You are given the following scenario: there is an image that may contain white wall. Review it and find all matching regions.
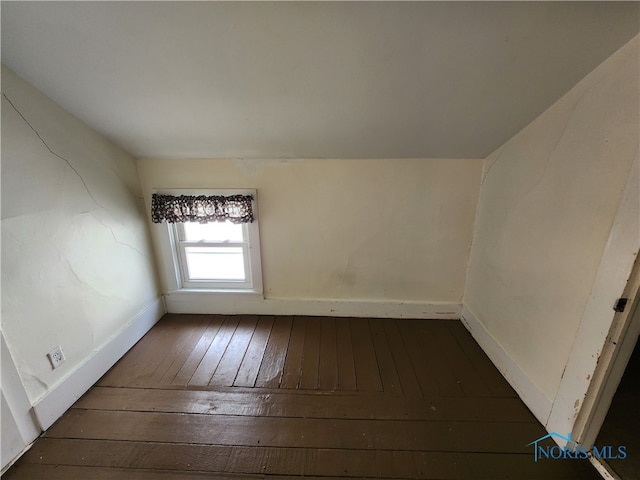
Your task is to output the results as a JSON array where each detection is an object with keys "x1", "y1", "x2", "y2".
[
  {"x1": 138, "y1": 157, "x2": 483, "y2": 315},
  {"x1": 1, "y1": 66, "x2": 162, "y2": 415},
  {"x1": 464, "y1": 36, "x2": 639, "y2": 423}
]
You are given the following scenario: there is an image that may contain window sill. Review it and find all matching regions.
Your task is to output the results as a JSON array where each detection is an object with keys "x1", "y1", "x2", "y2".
[{"x1": 166, "y1": 288, "x2": 264, "y2": 297}]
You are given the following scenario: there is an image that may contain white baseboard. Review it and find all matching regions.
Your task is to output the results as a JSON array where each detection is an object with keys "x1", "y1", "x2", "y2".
[
  {"x1": 1, "y1": 333, "x2": 41, "y2": 472},
  {"x1": 460, "y1": 305, "x2": 553, "y2": 425},
  {"x1": 165, "y1": 292, "x2": 461, "y2": 319},
  {"x1": 33, "y1": 298, "x2": 165, "y2": 430},
  {"x1": 589, "y1": 458, "x2": 621, "y2": 480}
]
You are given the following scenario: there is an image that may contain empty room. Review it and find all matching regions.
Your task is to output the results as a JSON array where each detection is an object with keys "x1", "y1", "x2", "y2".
[{"x1": 1, "y1": 2, "x2": 639, "y2": 479}]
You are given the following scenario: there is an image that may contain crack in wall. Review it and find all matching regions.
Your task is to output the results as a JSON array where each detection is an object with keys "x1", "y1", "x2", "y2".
[
  {"x1": 3, "y1": 91, "x2": 151, "y2": 259},
  {"x1": 2, "y1": 92, "x2": 143, "y2": 204},
  {"x1": 481, "y1": 145, "x2": 506, "y2": 185},
  {"x1": 2, "y1": 92, "x2": 108, "y2": 209},
  {"x1": 93, "y1": 216, "x2": 148, "y2": 258},
  {"x1": 64, "y1": 257, "x2": 114, "y2": 299},
  {"x1": 59, "y1": 162, "x2": 96, "y2": 215}
]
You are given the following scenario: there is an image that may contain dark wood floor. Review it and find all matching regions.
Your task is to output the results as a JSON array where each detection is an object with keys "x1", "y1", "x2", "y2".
[{"x1": 5, "y1": 314, "x2": 600, "y2": 479}]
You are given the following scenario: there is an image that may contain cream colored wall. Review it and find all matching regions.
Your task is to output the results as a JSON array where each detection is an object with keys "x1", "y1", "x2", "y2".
[
  {"x1": 464, "y1": 36, "x2": 639, "y2": 403},
  {"x1": 138, "y1": 157, "x2": 482, "y2": 304},
  {"x1": 1, "y1": 66, "x2": 161, "y2": 403}
]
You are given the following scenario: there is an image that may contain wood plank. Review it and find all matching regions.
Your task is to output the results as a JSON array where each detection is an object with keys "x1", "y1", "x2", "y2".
[
  {"x1": 335, "y1": 318, "x2": 357, "y2": 390},
  {"x1": 6, "y1": 314, "x2": 604, "y2": 480},
  {"x1": 383, "y1": 319, "x2": 423, "y2": 398},
  {"x1": 4, "y1": 460, "x2": 603, "y2": 480},
  {"x1": 300, "y1": 317, "x2": 321, "y2": 390},
  {"x1": 310, "y1": 447, "x2": 603, "y2": 479},
  {"x1": 224, "y1": 444, "x2": 307, "y2": 476},
  {"x1": 152, "y1": 316, "x2": 213, "y2": 385},
  {"x1": 209, "y1": 315, "x2": 259, "y2": 386},
  {"x1": 14, "y1": 438, "x2": 604, "y2": 479},
  {"x1": 255, "y1": 316, "x2": 293, "y2": 388},
  {"x1": 98, "y1": 314, "x2": 183, "y2": 387},
  {"x1": 46, "y1": 409, "x2": 548, "y2": 453},
  {"x1": 370, "y1": 319, "x2": 403, "y2": 395},
  {"x1": 129, "y1": 315, "x2": 207, "y2": 387},
  {"x1": 280, "y1": 316, "x2": 307, "y2": 389},
  {"x1": 171, "y1": 316, "x2": 224, "y2": 385},
  {"x1": 76, "y1": 386, "x2": 538, "y2": 422},
  {"x1": 2, "y1": 464, "x2": 268, "y2": 480},
  {"x1": 188, "y1": 316, "x2": 239, "y2": 385},
  {"x1": 427, "y1": 322, "x2": 492, "y2": 397},
  {"x1": 448, "y1": 322, "x2": 517, "y2": 397},
  {"x1": 414, "y1": 322, "x2": 465, "y2": 396},
  {"x1": 350, "y1": 318, "x2": 383, "y2": 391},
  {"x1": 234, "y1": 316, "x2": 274, "y2": 387},
  {"x1": 318, "y1": 317, "x2": 338, "y2": 390},
  {"x1": 398, "y1": 320, "x2": 444, "y2": 396}
]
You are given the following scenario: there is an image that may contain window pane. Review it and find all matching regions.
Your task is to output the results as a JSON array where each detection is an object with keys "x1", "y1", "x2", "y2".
[
  {"x1": 185, "y1": 247, "x2": 245, "y2": 281},
  {"x1": 183, "y1": 221, "x2": 244, "y2": 242}
]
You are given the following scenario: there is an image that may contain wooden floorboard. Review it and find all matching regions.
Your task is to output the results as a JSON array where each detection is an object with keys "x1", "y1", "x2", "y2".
[
  {"x1": 255, "y1": 315, "x2": 292, "y2": 388},
  {"x1": 428, "y1": 322, "x2": 492, "y2": 397},
  {"x1": 318, "y1": 317, "x2": 338, "y2": 390},
  {"x1": 172, "y1": 315, "x2": 224, "y2": 385},
  {"x1": 44, "y1": 409, "x2": 548, "y2": 453},
  {"x1": 189, "y1": 315, "x2": 238, "y2": 385},
  {"x1": 74, "y1": 387, "x2": 537, "y2": 422},
  {"x1": 153, "y1": 315, "x2": 212, "y2": 385},
  {"x1": 448, "y1": 322, "x2": 517, "y2": 398},
  {"x1": 336, "y1": 317, "x2": 357, "y2": 390},
  {"x1": 280, "y1": 316, "x2": 307, "y2": 389},
  {"x1": 300, "y1": 316, "x2": 322, "y2": 390},
  {"x1": 10, "y1": 438, "x2": 602, "y2": 479},
  {"x1": 370, "y1": 318, "x2": 403, "y2": 396},
  {"x1": 209, "y1": 315, "x2": 258, "y2": 387},
  {"x1": 234, "y1": 315, "x2": 274, "y2": 387},
  {"x1": 351, "y1": 318, "x2": 383, "y2": 391},
  {"x1": 5, "y1": 314, "x2": 601, "y2": 479},
  {"x1": 398, "y1": 319, "x2": 440, "y2": 396},
  {"x1": 384, "y1": 319, "x2": 423, "y2": 398}
]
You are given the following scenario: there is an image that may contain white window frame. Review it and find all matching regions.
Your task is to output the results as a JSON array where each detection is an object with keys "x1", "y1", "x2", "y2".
[
  {"x1": 152, "y1": 188, "x2": 263, "y2": 295},
  {"x1": 174, "y1": 222, "x2": 251, "y2": 289}
]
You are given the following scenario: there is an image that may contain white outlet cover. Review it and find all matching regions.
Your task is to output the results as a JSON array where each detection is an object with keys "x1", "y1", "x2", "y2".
[{"x1": 47, "y1": 345, "x2": 65, "y2": 369}]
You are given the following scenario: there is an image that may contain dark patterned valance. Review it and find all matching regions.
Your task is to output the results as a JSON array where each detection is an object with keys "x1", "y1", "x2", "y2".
[{"x1": 151, "y1": 194, "x2": 254, "y2": 224}]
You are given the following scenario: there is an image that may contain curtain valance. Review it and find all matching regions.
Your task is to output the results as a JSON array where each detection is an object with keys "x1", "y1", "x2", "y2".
[{"x1": 151, "y1": 194, "x2": 254, "y2": 224}]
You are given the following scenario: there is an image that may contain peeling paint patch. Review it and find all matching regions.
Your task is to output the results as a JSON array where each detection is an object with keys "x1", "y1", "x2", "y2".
[{"x1": 572, "y1": 398, "x2": 582, "y2": 419}]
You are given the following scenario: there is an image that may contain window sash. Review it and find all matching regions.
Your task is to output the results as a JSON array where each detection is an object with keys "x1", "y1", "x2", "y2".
[
  {"x1": 172, "y1": 224, "x2": 253, "y2": 289},
  {"x1": 175, "y1": 222, "x2": 248, "y2": 244}
]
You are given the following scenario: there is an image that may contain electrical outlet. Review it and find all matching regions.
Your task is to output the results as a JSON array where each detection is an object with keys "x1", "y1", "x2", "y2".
[{"x1": 47, "y1": 346, "x2": 65, "y2": 369}]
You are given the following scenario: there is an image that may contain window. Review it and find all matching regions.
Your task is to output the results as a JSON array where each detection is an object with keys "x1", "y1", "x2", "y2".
[
  {"x1": 175, "y1": 221, "x2": 250, "y2": 288},
  {"x1": 152, "y1": 189, "x2": 263, "y2": 294}
]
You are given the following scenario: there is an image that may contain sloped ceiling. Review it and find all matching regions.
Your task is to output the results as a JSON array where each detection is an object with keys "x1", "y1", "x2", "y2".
[{"x1": 2, "y1": 1, "x2": 638, "y2": 159}]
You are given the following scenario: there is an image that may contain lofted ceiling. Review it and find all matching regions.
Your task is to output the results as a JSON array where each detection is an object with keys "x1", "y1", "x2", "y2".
[{"x1": 2, "y1": 1, "x2": 639, "y2": 160}]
